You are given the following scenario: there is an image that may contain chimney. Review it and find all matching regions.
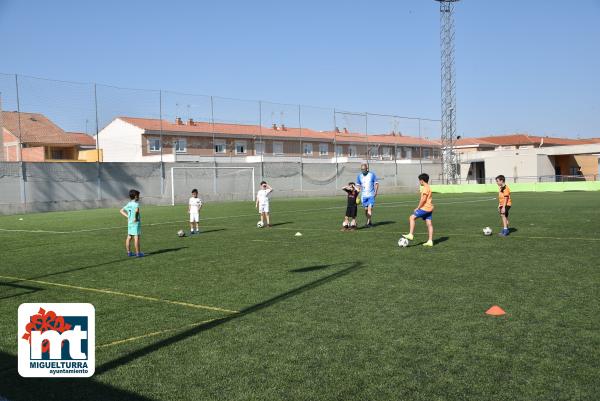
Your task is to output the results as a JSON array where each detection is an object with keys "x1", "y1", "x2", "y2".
[
  {"x1": 175, "y1": 117, "x2": 183, "y2": 125},
  {"x1": 343, "y1": 128, "x2": 349, "y2": 134},
  {"x1": 281, "y1": 124, "x2": 287, "y2": 131},
  {"x1": 335, "y1": 127, "x2": 340, "y2": 133},
  {"x1": 272, "y1": 123, "x2": 278, "y2": 130},
  {"x1": 188, "y1": 118, "x2": 195, "y2": 126}
]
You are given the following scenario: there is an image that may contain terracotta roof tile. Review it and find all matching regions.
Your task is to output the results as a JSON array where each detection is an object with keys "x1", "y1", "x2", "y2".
[
  {"x1": 119, "y1": 117, "x2": 440, "y2": 147},
  {"x1": 1, "y1": 111, "x2": 95, "y2": 146}
]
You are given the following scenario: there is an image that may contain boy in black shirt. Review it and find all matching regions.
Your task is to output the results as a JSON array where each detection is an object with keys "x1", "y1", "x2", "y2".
[{"x1": 341, "y1": 182, "x2": 359, "y2": 231}]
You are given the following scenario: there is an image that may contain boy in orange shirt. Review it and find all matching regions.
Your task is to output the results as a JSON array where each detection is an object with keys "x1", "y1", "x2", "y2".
[
  {"x1": 402, "y1": 173, "x2": 434, "y2": 247},
  {"x1": 496, "y1": 175, "x2": 512, "y2": 236}
]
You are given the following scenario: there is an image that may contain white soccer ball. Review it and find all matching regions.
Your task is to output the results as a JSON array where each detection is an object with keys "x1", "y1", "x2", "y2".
[
  {"x1": 177, "y1": 229, "x2": 185, "y2": 237},
  {"x1": 398, "y1": 237, "x2": 409, "y2": 248},
  {"x1": 483, "y1": 227, "x2": 492, "y2": 236},
  {"x1": 257, "y1": 221, "x2": 264, "y2": 228}
]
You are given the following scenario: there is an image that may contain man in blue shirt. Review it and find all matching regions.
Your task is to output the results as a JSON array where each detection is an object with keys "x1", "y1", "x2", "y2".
[{"x1": 356, "y1": 163, "x2": 379, "y2": 228}]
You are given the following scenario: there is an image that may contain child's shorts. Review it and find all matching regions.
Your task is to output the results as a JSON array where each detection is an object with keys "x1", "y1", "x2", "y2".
[
  {"x1": 346, "y1": 205, "x2": 358, "y2": 218},
  {"x1": 190, "y1": 212, "x2": 200, "y2": 223},
  {"x1": 499, "y1": 205, "x2": 511, "y2": 217},
  {"x1": 128, "y1": 223, "x2": 141, "y2": 236},
  {"x1": 413, "y1": 209, "x2": 433, "y2": 221},
  {"x1": 259, "y1": 203, "x2": 270, "y2": 213}
]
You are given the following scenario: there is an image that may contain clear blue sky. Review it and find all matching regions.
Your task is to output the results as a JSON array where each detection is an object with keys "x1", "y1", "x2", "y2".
[{"x1": 0, "y1": 0, "x2": 599, "y2": 138}]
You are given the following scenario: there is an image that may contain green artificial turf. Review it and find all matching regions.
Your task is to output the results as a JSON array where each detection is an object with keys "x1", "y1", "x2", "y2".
[{"x1": 0, "y1": 192, "x2": 599, "y2": 401}]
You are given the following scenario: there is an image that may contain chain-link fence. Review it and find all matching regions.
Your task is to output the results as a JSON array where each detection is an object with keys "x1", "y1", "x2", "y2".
[{"x1": 0, "y1": 72, "x2": 447, "y2": 213}]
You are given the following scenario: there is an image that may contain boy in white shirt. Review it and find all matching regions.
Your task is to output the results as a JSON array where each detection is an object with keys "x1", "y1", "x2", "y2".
[
  {"x1": 188, "y1": 189, "x2": 203, "y2": 234},
  {"x1": 255, "y1": 181, "x2": 273, "y2": 227}
]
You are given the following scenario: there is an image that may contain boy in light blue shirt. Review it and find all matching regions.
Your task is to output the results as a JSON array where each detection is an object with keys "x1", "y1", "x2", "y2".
[{"x1": 119, "y1": 189, "x2": 144, "y2": 257}]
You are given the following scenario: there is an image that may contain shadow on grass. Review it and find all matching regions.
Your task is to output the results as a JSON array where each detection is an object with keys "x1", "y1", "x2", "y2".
[
  {"x1": 0, "y1": 281, "x2": 42, "y2": 301},
  {"x1": 509, "y1": 227, "x2": 518, "y2": 233},
  {"x1": 3, "y1": 258, "x2": 134, "y2": 285},
  {"x1": 0, "y1": 351, "x2": 155, "y2": 401},
  {"x1": 269, "y1": 222, "x2": 293, "y2": 227},
  {"x1": 357, "y1": 220, "x2": 395, "y2": 230},
  {"x1": 3, "y1": 247, "x2": 188, "y2": 286},
  {"x1": 145, "y1": 247, "x2": 187, "y2": 256},
  {"x1": 434, "y1": 236, "x2": 449, "y2": 245},
  {"x1": 198, "y1": 228, "x2": 227, "y2": 234},
  {"x1": 290, "y1": 264, "x2": 331, "y2": 273},
  {"x1": 371, "y1": 220, "x2": 395, "y2": 227},
  {"x1": 96, "y1": 261, "x2": 363, "y2": 375}
]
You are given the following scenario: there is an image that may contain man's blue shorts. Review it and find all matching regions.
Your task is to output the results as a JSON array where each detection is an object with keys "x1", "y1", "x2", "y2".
[
  {"x1": 361, "y1": 196, "x2": 375, "y2": 208},
  {"x1": 413, "y1": 209, "x2": 433, "y2": 220}
]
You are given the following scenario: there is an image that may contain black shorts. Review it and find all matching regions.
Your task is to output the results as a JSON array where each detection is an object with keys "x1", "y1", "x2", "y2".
[
  {"x1": 346, "y1": 205, "x2": 358, "y2": 218},
  {"x1": 499, "y1": 205, "x2": 511, "y2": 217}
]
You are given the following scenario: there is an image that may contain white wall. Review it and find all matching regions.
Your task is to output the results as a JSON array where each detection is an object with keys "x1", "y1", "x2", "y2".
[{"x1": 98, "y1": 118, "x2": 144, "y2": 162}]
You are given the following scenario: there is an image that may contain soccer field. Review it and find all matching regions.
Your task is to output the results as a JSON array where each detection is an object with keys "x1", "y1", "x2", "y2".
[{"x1": 1, "y1": 192, "x2": 599, "y2": 401}]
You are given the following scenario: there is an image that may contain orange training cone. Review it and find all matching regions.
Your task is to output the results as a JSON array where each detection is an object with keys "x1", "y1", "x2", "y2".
[{"x1": 485, "y1": 305, "x2": 506, "y2": 316}]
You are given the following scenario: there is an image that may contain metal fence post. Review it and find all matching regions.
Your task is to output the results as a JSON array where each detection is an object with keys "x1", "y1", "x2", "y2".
[
  {"x1": 298, "y1": 104, "x2": 303, "y2": 192},
  {"x1": 94, "y1": 83, "x2": 102, "y2": 201},
  {"x1": 15, "y1": 74, "x2": 27, "y2": 206},
  {"x1": 159, "y1": 90, "x2": 165, "y2": 196}
]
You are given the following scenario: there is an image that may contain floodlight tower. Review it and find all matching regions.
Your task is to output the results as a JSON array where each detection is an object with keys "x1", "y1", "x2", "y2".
[{"x1": 435, "y1": 0, "x2": 460, "y2": 184}]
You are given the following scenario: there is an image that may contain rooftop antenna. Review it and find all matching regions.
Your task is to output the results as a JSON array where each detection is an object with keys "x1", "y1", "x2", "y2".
[{"x1": 435, "y1": 0, "x2": 460, "y2": 183}]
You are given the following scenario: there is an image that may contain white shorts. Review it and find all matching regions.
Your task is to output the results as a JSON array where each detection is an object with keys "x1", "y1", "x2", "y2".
[
  {"x1": 258, "y1": 203, "x2": 270, "y2": 213},
  {"x1": 189, "y1": 212, "x2": 200, "y2": 223}
]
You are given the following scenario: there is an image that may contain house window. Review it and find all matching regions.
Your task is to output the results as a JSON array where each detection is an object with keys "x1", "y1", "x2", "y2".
[
  {"x1": 303, "y1": 143, "x2": 313, "y2": 156},
  {"x1": 50, "y1": 148, "x2": 67, "y2": 160},
  {"x1": 404, "y1": 147, "x2": 412, "y2": 159},
  {"x1": 149, "y1": 138, "x2": 161, "y2": 152},
  {"x1": 235, "y1": 141, "x2": 247, "y2": 155},
  {"x1": 382, "y1": 147, "x2": 391, "y2": 159},
  {"x1": 335, "y1": 145, "x2": 343, "y2": 157},
  {"x1": 255, "y1": 142, "x2": 264, "y2": 155},
  {"x1": 368, "y1": 146, "x2": 379, "y2": 158},
  {"x1": 214, "y1": 140, "x2": 226, "y2": 154},
  {"x1": 319, "y1": 143, "x2": 328, "y2": 156},
  {"x1": 273, "y1": 141, "x2": 284, "y2": 155},
  {"x1": 423, "y1": 148, "x2": 431, "y2": 159},
  {"x1": 348, "y1": 146, "x2": 358, "y2": 158},
  {"x1": 175, "y1": 139, "x2": 187, "y2": 153}
]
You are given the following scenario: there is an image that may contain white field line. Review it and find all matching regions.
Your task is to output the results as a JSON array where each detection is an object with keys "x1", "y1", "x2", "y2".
[{"x1": 0, "y1": 197, "x2": 496, "y2": 235}]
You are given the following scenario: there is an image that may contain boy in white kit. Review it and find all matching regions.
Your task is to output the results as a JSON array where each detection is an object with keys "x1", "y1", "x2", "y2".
[
  {"x1": 188, "y1": 189, "x2": 203, "y2": 234},
  {"x1": 255, "y1": 181, "x2": 273, "y2": 227}
]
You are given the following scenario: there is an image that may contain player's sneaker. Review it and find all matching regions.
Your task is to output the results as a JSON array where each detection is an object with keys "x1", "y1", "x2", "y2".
[
  {"x1": 127, "y1": 252, "x2": 135, "y2": 257},
  {"x1": 402, "y1": 234, "x2": 414, "y2": 241},
  {"x1": 136, "y1": 252, "x2": 145, "y2": 257},
  {"x1": 498, "y1": 228, "x2": 509, "y2": 237},
  {"x1": 422, "y1": 240, "x2": 433, "y2": 247}
]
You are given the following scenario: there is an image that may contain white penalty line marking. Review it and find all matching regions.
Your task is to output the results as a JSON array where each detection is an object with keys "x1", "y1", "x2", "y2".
[
  {"x1": 0, "y1": 197, "x2": 496, "y2": 235},
  {"x1": 0, "y1": 274, "x2": 239, "y2": 314},
  {"x1": 269, "y1": 227, "x2": 600, "y2": 242}
]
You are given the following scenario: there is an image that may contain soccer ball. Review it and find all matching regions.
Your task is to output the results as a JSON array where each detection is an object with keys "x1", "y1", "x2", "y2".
[
  {"x1": 483, "y1": 227, "x2": 492, "y2": 236},
  {"x1": 257, "y1": 221, "x2": 264, "y2": 228},
  {"x1": 177, "y1": 229, "x2": 186, "y2": 237},
  {"x1": 398, "y1": 237, "x2": 409, "y2": 247}
]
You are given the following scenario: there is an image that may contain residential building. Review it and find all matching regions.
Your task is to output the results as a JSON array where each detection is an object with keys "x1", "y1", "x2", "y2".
[
  {"x1": 98, "y1": 117, "x2": 441, "y2": 163},
  {"x1": 1, "y1": 111, "x2": 98, "y2": 162},
  {"x1": 453, "y1": 134, "x2": 600, "y2": 182}
]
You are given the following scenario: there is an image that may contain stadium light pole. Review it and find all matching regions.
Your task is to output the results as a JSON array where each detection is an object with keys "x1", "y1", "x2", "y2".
[{"x1": 435, "y1": 0, "x2": 460, "y2": 184}]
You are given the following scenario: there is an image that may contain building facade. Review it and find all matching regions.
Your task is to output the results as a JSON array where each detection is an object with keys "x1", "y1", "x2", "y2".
[{"x1": 98, "y1": 117, "x2": 441, "y2": 163}]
